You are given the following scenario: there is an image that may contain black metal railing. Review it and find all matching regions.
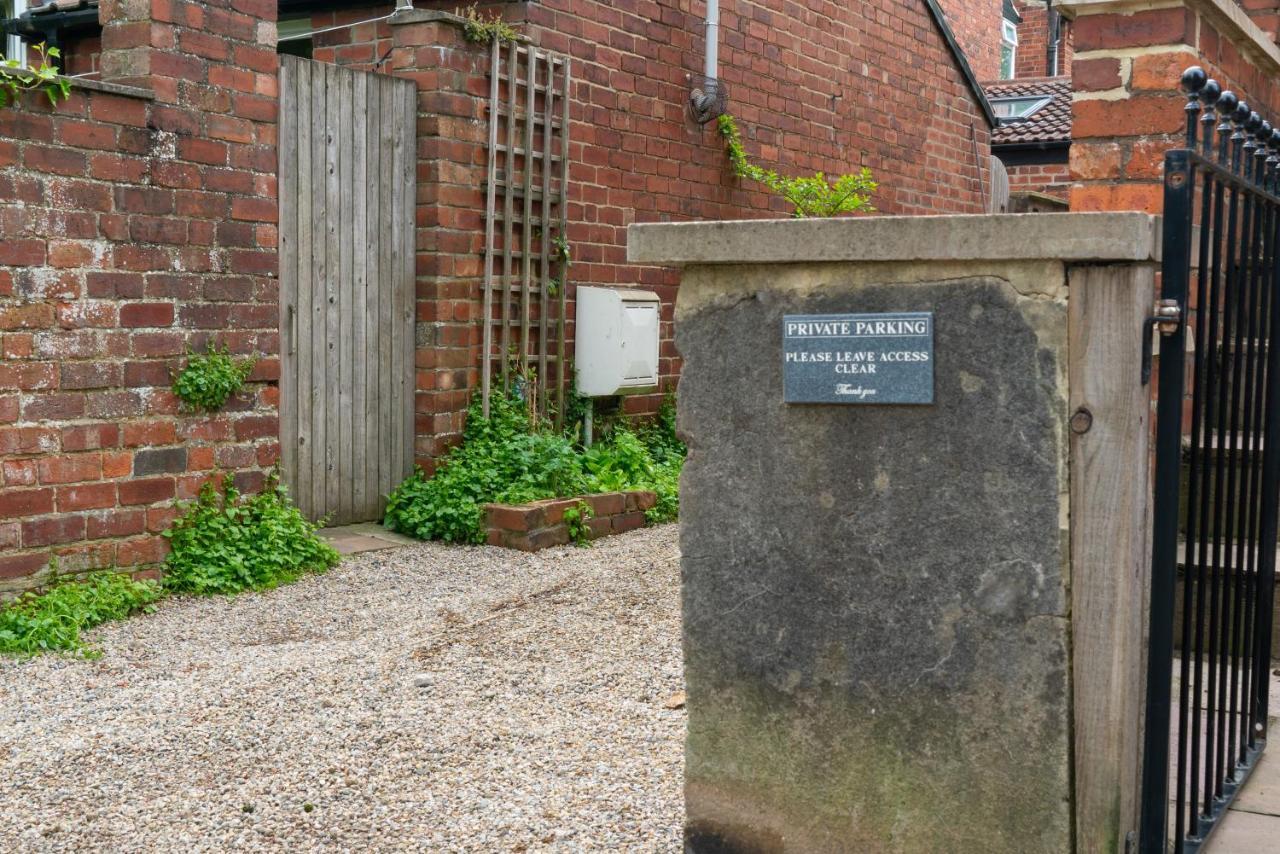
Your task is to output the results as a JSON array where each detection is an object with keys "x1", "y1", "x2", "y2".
[{"x1": 1142, "y1": 66, "x2": 1280, "y2": 854}]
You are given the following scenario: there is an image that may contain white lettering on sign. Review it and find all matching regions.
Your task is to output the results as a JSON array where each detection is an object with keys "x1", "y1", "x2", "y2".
[{"x1": 785, "y1": 319, "x2": 930, "y2": 338}]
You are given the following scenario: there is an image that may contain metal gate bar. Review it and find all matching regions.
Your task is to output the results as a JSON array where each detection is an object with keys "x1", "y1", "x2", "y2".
[
  {"x1": 1142, "y1": 67, "x2": 1280, "y2": 853},
  {"x1": 482, "y1": 41, "x2": 572, "y2": 424}
]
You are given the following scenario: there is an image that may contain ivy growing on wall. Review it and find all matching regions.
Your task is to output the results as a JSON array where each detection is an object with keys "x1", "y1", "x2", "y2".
[
  {"x1": 717, "y1": 114, "x2": 877, "y2": 218},
  {"x1": 0, "y1": 44, "x2": 72, "y2": 109}
]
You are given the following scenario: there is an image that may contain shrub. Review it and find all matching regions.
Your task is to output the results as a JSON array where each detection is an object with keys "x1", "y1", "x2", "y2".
[
  {"x1": 459, "y1": 3, "x2": 519, "y2": 44},
  {"x1": 163, "y1": 473, "x2": 340, "y2": 595},
  {"x1": 384, "y1": 392, "x2": 590, "y2": 543},
  {"x1": 172, "y1": 342, "x2": 256, "y2": 413},
  {"x1": 718, "y1": 114, "x2": 876, "y2": 218},
  {"x1": 0, "y1": 572, "x2": 161, "y2": 658},
  {"x1": 384, "y1": 390, "x2": 686, "y2": 543}
]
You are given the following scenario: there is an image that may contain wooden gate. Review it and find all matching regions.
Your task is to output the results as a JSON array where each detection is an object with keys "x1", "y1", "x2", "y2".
[{"x1": 278, "y1": 56, "x2": 417, "y2": 525}]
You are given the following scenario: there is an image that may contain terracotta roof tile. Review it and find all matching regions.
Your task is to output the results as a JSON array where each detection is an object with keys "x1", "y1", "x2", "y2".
[{"x1": 984, "y1": 77, "x2": 1072, "y2": 146}]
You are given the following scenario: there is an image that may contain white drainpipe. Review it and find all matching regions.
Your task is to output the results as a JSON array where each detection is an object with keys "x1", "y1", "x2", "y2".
[{"x1": 705, "y1": 0, "x2": 720, "y2": 82}]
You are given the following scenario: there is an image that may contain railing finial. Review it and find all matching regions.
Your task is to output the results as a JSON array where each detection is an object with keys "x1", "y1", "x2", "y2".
[{"x1": 1181, "y1": 67, "x2": 1207, "y2": 147}]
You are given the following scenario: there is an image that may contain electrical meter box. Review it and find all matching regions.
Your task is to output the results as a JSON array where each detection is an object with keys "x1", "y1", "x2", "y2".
[{"x1": 574, "y1": 286, "x2": 661, "y2": 396}]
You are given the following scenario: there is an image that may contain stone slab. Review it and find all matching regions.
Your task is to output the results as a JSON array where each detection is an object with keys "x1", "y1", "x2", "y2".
[
  {"x1": 628, "y1": 212, "x2": 1161, "y2": 266},
  {"x1": 676, "y1": 258, "x2": 1072, "y2": 852}
]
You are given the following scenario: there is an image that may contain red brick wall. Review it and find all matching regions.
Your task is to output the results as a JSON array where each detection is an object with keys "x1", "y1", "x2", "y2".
[
  {"x1": 1069, "y1": 3, "x2": 1280, "y2": 213},
  {"x1": 0, "y1": 0, "x2": 279, "y2": 592},
  {"x1": 939, "y1": 0, "x2": 1005, "y2": 81},
  {"x1": 1005, "y1": 160, "x2": 1070, "y2": 197},
  {"x1": 1241, "y1": 0, "x2": 1280, "y2": 43},
  {"x1": 385, "y1": 0, "x2": 993, "y2": 460},
  {"x1": 1014, "y1": 2, "x2": 1072, "y2": 79}
]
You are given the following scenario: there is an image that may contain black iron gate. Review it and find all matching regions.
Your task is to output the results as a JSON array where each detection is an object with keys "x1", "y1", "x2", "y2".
[{"x1": 1142, "y1": 67, "x2": 1280, "y2": 853}]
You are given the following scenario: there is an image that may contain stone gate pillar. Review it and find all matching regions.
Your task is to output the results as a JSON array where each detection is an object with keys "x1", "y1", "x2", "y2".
[{"x1": 630, "y1": 212, "x2": 1161, "y2": 853}]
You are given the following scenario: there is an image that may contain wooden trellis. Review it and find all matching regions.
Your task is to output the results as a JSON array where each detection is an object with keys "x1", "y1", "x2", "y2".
[{"x1": 482, "y1": 41, "x2": 572, "y2": 424}]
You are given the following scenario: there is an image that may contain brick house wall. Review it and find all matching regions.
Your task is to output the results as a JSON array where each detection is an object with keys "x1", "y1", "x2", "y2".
[
  {"x1": 1014, "y1": 1, "x2": 1073, "y2": 79},
  {"x1": 939, "y1": 0, "x2": 1005, "y2": 81},
  {"x1": 2, "y1": 0, "x2": 992, "y2": 589},
  {"x1": 0, "y1": 0, "x2": 279, "y2": 591},
  {"x1": 1065, "y1": 0, "x2": 1280, "y2": 214},
  {"x1": 1006, "y1": 160, "x2": 1070, "y2": 196},
  {"x1": 379, "y1": 0, "x2": 995, "y2": 459}
]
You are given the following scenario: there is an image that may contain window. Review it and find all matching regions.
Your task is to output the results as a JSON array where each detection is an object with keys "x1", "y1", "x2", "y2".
[
  {"x1": 2, "y1": 0, "x2": 28, "y2": 67},
  {"x1": 990, "y1": 95, "x2": 1051, "y2": 124},
  {"x1": 999, "y1": 17, "x2": 1018, "y2": 80}
]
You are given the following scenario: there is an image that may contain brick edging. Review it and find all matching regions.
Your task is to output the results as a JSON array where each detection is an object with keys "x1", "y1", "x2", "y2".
[{"x1": 483, "y1": 490, "x2": 657, "y2": 551}]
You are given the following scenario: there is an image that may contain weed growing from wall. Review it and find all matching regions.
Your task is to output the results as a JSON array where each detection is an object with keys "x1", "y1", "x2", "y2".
[
  {"x1": 163, "y1": 473, "x2": 339, "y2": 595},
  {"x1": 459, "y1": 4, "x2": 519, "y2": 44},
  {"x1": 718, "y1": 114, "x2": 877, "y2": 218},
  {"x1": 172, "y1": 342, "x2": 256, "y2": 413},
  {"x1": 0, "y1": 44, "x2": 71, "y2": 109},
  {"x1": 0, "y1": 570, "x2": 161, "y2": 658}
]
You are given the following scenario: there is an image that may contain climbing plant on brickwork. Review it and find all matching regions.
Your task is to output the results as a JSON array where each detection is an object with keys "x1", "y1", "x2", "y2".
[
  {"x1": 718, "y1": 114, "x2": 877, "y2": 218},
  {"x1": 0, "y1": 44, "x2": 71, "y2": 109}
]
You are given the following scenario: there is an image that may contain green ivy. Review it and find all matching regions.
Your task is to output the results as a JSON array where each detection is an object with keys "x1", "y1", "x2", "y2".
[
  {"x1": 0, "y1": 571, "x2": 161, "y2": 658},
  {"x1": 717, "y1": 114, "x2": 877, "y2": 218},
  {"x1": 0, "y1": 43, "x2": 72, "y2": 110},
  {"x1": 459, "y1": 3, "x2": 519, "y2": 44},
  {"x1": 383, "y1": 390, "x2": 686, "y2": 543},
  {"x1": 162, "y1": 473, "x2": 340, "y2": 595},
  {"x1": 172, "y1": 342, "x2": 256, "y2": 413}
]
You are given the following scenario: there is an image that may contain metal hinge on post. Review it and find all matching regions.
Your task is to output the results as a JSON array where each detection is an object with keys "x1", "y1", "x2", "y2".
[{"x1": 1141, "y1": 299, "x2": 1183, "y2": 385}]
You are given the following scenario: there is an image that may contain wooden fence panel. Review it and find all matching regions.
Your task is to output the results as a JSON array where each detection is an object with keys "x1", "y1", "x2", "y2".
[{"x1": 278, "y1": 56, "x2": 417, "y2": 525}]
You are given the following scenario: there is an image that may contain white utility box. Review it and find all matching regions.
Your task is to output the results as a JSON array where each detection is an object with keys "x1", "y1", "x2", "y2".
[{"x1": 575, "y1": 286, "x2": 661, "y2": 396}]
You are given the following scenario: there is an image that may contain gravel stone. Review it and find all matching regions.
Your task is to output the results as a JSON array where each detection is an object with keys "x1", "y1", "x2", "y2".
[{"x1": 0, "y1": 526, "x2": 685, "y2": 852}]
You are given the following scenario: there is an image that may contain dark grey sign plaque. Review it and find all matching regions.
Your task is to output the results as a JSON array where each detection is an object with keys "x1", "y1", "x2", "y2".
[{"x1": 783, "y1": 312, "x2": 934, "y2": 404}]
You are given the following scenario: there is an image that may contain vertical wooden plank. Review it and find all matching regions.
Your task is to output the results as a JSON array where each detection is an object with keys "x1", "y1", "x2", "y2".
[
  {"x1": 482, "y1": 40, "x2": 501, "y2": 418},
  {"x1": 336, "y1": 67, "x2": 354, "y2": 526},
  {"x1": 378, "y1": 79, "x2": 395, "y2": 501},
  {"x1": 309, "y1": 61, "x2": 328, "y2": 521},
  {"x1": 365, "y1": 76, "x2": 383, "y2": 514},
  {"x1": 402, "y1": 81, "x2": 417, "y2": 482},
  {"x1": 520, "y1": 47, "x2": 537, "y2": 381},
  {"x1": 278, "y1": 58, "x2": 299, "y2": 514},
  {"x1": 351, "y1": 72, "x2": 369, "y2": 521},
  {"x1": 539, "y1": 53, "x2": 554, "y2": 420},
  {"x1": 557, "y1": 58, "x2": 572, "y2": 424},
  {"x1": 1069, "y1": 263, "x2": 1156, "y2": 854},
  {"x1": 323, "y1": 63, "x2": 342, "y2": 522},
  {"x1": 501, "y1": 40, "x2": 518, "y2": 390},
  {"x1": 389, "y1": 78, "x2": 407, "y2": 488}
]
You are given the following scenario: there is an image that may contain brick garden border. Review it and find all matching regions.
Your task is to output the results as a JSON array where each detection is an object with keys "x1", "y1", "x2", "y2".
[{"x1": 483, "y1": 490, "x2": 656, "y2": 551}]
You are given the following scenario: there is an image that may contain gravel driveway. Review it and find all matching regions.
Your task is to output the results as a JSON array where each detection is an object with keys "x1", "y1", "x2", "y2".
[{"x1": 0, "y1": 526, "x2": 684, "y2": 852}]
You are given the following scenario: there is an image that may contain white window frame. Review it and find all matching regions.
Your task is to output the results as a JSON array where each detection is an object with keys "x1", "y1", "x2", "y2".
[
  {"x1": 990, "y1": 95, "x2": 1051, "y2": 124},
  {"x1": 4, "y1": 0, "x2": 28, "y2": 68},
  {"x1": 1000, "y1": 18, "x2": 1018, "y2": 80}
]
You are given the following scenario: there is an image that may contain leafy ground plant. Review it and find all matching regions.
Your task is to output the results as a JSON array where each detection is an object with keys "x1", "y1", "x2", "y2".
[
  {"x1": 384, "y1": 391, "x2": 686, "y2": 543},
  {"x1": 163, "y1": 473, "x2": 339, "y2": 595},
  {"x1": 718, "y1": 114, "x2": 876, "y2": 218},
  {"x1": 0, "y1": 43, "x2": 72, "y2": 109},
  {"x1": 0, "y1": 571, "x2": 161, "y2": 658},
  {"x1": 172, "y1": 342, "x2": 256, "y2": 413}
]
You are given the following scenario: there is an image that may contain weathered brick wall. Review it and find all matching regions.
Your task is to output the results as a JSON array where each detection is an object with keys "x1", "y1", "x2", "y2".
[
  {"x1": 1006, "y1": 160, "x2": 1071, "y2": 198},
  {"x1": 1241, "y1": 0, "x2": 1280, "y2": 42},
  {"x1": 1066, "y1": 0, "x2": 1280, "y2": 213},
  {"x1": 386, "y1": 0, "x2": 993, "y2": 461},
  {"x1": 1014, "y1": 2, "x2": 1073, "y2": 78},
  {"x1": 0, "y1": 0, "x2": 279, "y2": 592},
  {"x1": 939, "y1": 0, "x2": 1005, "y2": 81}
]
